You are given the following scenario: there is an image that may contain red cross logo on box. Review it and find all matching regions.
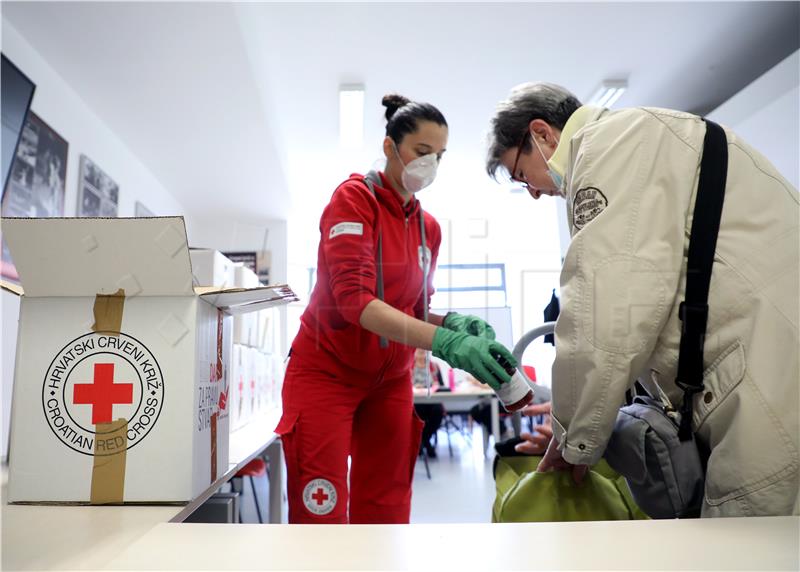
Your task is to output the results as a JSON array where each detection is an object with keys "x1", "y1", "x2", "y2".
[
  {"x1": 73, "y1": 363, "x2": 134, "y2": 425},
  {"x1": 43, "y1": 332, "x2": 165, "y2": 456}
]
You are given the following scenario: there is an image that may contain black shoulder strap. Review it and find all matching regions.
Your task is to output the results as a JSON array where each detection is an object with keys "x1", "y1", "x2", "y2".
[
  {"x1": 676, "y1": 119, "x2": 728, "y2": 440},
  {"x1": 362, "y1": 170, "x2": 388, "y2": 349}
]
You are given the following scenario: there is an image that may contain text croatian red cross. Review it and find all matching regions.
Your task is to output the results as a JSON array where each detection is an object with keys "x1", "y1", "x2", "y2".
[
  {"x1": 73, "y1": 363, "x2": 134, "y2": 425},
  {"x1": 311, "y1": 488, "x2": 329, "y2": 506}
]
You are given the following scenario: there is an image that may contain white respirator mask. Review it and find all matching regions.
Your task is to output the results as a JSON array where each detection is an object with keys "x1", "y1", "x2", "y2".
[
  {"x1": 532, "y1": 134, "x2": 566, "y2": 197},
  {"x1": 393, "y1": 141, "x2": 438, "y2": 193}
]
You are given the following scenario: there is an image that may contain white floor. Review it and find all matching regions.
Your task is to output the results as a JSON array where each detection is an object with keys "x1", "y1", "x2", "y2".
[{"x1": 410, "y1": 419, "x2": 497, "y2": 524}]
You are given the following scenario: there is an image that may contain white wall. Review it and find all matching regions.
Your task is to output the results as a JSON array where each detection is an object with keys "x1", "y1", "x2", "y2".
[
  {"x1": 708, "y1": 50, "x2": 799, "y2": 189},
  {"x1": 1, "y1": 21, "x2": 186, "y2": 218},
  {"x1": 1, "y1": 20, "x2": 187, "y2": 460}
]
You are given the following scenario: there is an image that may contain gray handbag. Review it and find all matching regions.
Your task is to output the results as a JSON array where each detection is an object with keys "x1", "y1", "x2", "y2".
[
  {"x1": 604, "y1": 384, "x2": 706, "y2": 518},
  {"x1": 603, "y1": 119, "x2": 727, "y2": 519}
]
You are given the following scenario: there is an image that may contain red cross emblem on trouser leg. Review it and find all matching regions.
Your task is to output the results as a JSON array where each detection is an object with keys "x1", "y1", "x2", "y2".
[
  {"x1": 73, "y1": 363, "x2": 134, "y2": 424},
  {"x1": 311, "y1": 488, "x2": 328, "y2": 505},
  {"x1": 302, "y1": 478, "x2": 337, "y2": 515}
]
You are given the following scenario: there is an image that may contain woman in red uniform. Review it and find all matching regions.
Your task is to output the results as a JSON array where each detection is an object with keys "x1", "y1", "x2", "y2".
[{"x1": 276, "y1": 94, "x2": 517, "y2": 524}]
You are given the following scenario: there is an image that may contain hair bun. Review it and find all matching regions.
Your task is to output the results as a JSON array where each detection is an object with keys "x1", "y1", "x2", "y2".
[{"x1": 382, "y1": 94, "x2": 411, "y2": 122}]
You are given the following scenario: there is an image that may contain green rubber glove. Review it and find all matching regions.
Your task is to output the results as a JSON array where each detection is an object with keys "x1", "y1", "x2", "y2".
[
  {"x1": 443, "y1": 312, "x2": 496, "y2": 340},
  {"x1": 432, "y1": 328, "x2": 517, "y2": 391}
]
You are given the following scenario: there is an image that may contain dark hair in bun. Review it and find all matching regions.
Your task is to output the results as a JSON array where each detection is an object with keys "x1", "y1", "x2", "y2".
[
  {"x1": 382, "y1": 93, "x2": 447, "y2": 144},
  {"x1": 382, "y1": 94, "x2": 411, "y2": 122}
]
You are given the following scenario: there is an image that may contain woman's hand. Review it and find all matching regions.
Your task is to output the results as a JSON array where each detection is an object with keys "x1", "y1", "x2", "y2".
[
  {"x1": 443, "y1": 312, "x2": 496, "y2": 340},
  {"x1": 431, "y1": 328, "x2": 515, "y2": 390}
]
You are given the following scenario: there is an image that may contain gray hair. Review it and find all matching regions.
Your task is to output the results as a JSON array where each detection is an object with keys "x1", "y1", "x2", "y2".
[{"x1": 486, "y1": 82, "x2": 581, "y2": 179}]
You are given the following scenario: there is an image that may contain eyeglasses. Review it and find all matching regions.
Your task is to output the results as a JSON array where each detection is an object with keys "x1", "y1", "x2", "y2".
[{"x1": 509, "y1": 131, "x2": 531, "y2": 186}]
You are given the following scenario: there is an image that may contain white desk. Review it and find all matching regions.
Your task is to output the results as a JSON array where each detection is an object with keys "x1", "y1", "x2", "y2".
[
  {"x1": 3, "y1": 451, "x2": 798, "y2": 571},
  {"x1": 5, "y1": 407, "x2": 799, "y2": 572},
  {"x1": 414, "y1": 388, "x2": 500, "y2": 445},
  {"x1": 1, "y1": 408, "x2": 285, "y2": 571},
  {"x1": 107, "y1": 517, "x2": 799, "y2": 571},
  {"x1": 1, "y1": 496, "x2": 179, "y2": 571}
]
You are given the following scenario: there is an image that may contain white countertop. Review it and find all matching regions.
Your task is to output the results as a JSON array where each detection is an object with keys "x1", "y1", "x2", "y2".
[
  {"x1": 1, "y1": 408, "x2": 283, "y2": 571},
  {"x1": 107, "y1": 517, "x2": 799, "y2": 571},
  {"x1": 1, "y1": 499, "x2": 178, "y2": 571},
  {"x1": 3, "y1": 404, "x2": 798, "y2": 571}
]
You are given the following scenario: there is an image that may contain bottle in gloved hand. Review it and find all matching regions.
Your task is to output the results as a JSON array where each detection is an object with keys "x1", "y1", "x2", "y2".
[
  {"x1": 492, "y1": 353, "x2": 534, "y2": 412},
  {"x1": 431, "y1": 328, "x2": 514, "y2": 391},
  {"x1": 430, "y1": 327, "x2": 533, "y2": 412}
]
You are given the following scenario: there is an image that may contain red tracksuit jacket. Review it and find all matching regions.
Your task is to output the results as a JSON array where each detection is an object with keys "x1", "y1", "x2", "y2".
[{"x1": 291, "y1": 172, "x2": 441, "y2": 383}]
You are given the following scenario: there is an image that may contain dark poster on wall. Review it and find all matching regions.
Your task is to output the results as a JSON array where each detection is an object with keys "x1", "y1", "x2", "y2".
[
  {"x1": 77, "y1": 154, "x2": 119, "y2": 217},
  {"x1": 1, "y1": 111, "x2": 68, "y2": 282}
]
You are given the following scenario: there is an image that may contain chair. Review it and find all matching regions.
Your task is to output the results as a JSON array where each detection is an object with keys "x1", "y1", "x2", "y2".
[
  {"x1": 441, "y1": 409, "x2": 472, "y2": 457},
  {"x1": 419, "y1": 445, "x2": 432, "y2": 479},
  {"x1": 231, "y1": 457, "x2": 267, "y2": 523}
]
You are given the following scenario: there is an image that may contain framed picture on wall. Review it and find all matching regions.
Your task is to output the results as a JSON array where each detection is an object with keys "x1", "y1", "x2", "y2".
[
  {"x1": 1, "y1": 111, "x2": 68, "y2": 281},
  {"x1": 77, "y1": 154, "x2": 119, "y2": 217}
]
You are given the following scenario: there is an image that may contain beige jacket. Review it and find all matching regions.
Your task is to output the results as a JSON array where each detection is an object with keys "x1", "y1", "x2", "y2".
[{"x1": 551, "y1": 106, "x2": 799, "y2": 517}]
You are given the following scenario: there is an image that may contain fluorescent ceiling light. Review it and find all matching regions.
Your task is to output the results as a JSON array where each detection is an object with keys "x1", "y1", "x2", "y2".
[
  {"x1": 339, "y1": 84, "x2": 364, "y2": 149},
  {"x1": 587, "y1": 80, "x2": 627, "y2": 108}
]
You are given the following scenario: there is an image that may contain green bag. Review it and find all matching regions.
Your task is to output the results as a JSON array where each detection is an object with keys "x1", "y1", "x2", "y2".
[{"x1": 492, "y1": 455, "x2": 649, "y2": 522}]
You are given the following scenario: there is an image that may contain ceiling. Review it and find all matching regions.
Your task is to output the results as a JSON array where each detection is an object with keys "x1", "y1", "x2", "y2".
[{"x1": 2, "y1": 1, "x2": 798, "y2": 224}]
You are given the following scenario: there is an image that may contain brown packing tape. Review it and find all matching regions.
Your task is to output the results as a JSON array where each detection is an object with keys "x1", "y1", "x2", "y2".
[
  {"x1": 210, "y1": 308, "x2": 223, "y2": 482},
  {"x1": 210, "y1": 413, "x2": 218, "y2": 482},
  {"x1": 90, "y1": 291, "x2": 127, "y2": 503},
  {"x1": 92, "y1": 288, "x2": 126, "y2": 335},
  {"x1": 91, "y1": 418, "x2": 128, "y2": 504}
]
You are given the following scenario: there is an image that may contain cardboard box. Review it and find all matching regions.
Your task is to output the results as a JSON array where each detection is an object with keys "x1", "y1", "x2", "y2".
[
  {"x1": 230, "y1": 344, "x2": 241, "y2": 431},
  {"x1": 250, "y1": 348, "x2": 263, "y2": 416},
  {"x1": 234, "y1": 315, "x2": 256, "y2": 348},
  {"x1": 245, "y1": 347, "x2": 258, "y2": 417},
  {"x1": 190, "y1": 249, "x2": 236, "y2": 288},
  {"x1": 229, "y1": 344, "x2": 252, "y2": 432},
  {"x1": 257, "y1": 305, "x2": 283, "y2": 355},
  {"x1": 233, "y1": 264, "x2": 260, "y2": 289},
  {"x1": 271, "y1": 353, "x2": 285, "y2": 407},
  {"x1": 3, "y1": 217, "x2": 297, "y2": 503},
  {"x1": 233, "y1": 265, "x2": 260, "y2": 346},
  {"x1": 256, "y1": 310, "x2": 273, "y2": 354},
  {"x1": 254, "y1": 350, "x2": 269, "y2": 413}
]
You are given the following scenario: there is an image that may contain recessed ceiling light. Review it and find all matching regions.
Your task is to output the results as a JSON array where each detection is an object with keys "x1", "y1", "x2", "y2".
[
  {"x1": 339, "y1": 84, "x2": 364, "y2": 149},
  {"x1": 587, "y1": 80, "x2": 627, "y2": 108}
]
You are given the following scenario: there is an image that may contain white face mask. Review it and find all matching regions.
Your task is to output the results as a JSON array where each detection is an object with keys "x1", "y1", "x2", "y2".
[
  {"x1": 532, "y1": 134, "x2": 565, "y2": 197},
  {"x1": 393, "y1": 141, "x2": 438, "y2": 193}
]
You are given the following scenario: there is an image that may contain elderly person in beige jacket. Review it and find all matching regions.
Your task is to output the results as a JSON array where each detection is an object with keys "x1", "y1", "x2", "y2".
[{"x1": 487, "y1": 82, "x2": 799, "y2": 517}]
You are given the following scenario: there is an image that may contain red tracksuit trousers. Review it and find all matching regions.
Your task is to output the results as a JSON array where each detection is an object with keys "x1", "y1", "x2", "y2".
[{"x1": 275, "y1": 353, "x2": 423, "y2": 524}]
